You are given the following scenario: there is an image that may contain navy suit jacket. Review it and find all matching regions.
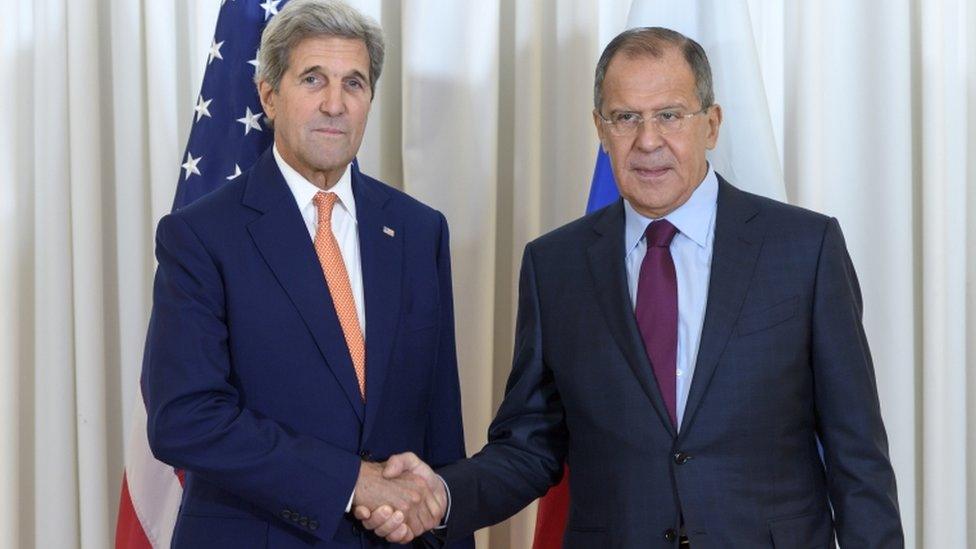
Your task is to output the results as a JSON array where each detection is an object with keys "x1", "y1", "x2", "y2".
[
  {"x1": 142, "y1": 148, "x2": 472, "y2": 548},
  {"x1": 439, "y1": 177, "x2": 903, "y2": 548}
]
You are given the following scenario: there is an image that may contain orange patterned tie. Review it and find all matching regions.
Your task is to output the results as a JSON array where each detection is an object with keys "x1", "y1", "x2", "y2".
[{"x1": 313, "y1": 192, "x2": 366, "y2": 400}]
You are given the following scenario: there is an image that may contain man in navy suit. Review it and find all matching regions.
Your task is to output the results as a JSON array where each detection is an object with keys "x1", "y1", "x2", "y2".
[
  {"x1": 359, "y1": 27, "x2": 904, "y2": 547},
  {"x1": 141, "y1": 1, "x2": 471, "y2": 546}
]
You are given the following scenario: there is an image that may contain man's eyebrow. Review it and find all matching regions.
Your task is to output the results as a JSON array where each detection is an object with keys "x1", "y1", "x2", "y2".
[
  {"x1": 653, "y1": 103, "x2": 688, "y2": 111},
  {"x1": 606, "y1": 102, "x2": 688, "y2": 113},
  {"x1": 297, "y1": 66, "x2": 369, "y2": 85},
  {"x1": 346, "y1": 69, "x2": 369, "y2": 84}
]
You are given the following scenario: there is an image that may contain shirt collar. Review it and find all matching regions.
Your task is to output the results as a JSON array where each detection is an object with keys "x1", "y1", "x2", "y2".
[
  {"x1": 624, "y1": 164, "x2": 718, "y2": 254},
  {"x1": 273, "y1": 143, "x2": 357, "y2": 220}
]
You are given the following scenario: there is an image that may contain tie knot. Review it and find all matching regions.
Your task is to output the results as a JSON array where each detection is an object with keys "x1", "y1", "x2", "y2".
[
  {"x1": 644, "y1": 219, "x2": 678, "y2": 248},
  {"x1": 314, "y1": 191, "x2": 339, "y2": 218}
]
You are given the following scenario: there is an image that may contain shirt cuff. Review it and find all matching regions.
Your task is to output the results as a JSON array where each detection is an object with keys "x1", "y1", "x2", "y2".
[
  {"x1": 435, "y1": 474, "x2": 451, "y2": 529},
  {"x1": 345, "y1": 489, "x2": 354, "y2": 513}
]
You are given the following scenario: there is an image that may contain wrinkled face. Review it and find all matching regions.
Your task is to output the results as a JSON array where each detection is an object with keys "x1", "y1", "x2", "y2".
[
  {"x1": 594, "y1": 47, "x2": 721, "y2": 218},
  {"x1": 259, "y1": 36, "x2": 372, "y2": 188}
]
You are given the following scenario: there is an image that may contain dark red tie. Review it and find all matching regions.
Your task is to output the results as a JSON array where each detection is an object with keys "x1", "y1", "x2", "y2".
[{"x1": 634, "y1": 219, "x2": 679, "y2": 427}]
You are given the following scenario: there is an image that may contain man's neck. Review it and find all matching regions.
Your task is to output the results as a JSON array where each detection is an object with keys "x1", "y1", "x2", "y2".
[{"x1": 275, "y1": 143, "x2": 346, "y2": 190}]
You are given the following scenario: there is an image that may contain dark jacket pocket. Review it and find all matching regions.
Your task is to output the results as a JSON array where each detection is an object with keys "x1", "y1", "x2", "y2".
[
  {"x1": 737, "y1": 296, "x2": 798, "y2": 336},
  {"x1": 768, "y1": 511, "x2": 834, "y2": 549}
]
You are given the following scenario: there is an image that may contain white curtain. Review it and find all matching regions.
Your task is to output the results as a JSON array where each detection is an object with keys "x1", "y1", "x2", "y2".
[
  {"x1": 0, "y1": 0, "x2": 972, "y2": 547},
  {"x1": 745, "y1": 1, "x2": 976, "y2": 547}
]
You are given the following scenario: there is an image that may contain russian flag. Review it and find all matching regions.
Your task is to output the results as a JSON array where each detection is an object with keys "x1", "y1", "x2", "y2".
[{"x1": 585, "y1": 148, "x2": 621, "y2": 214}]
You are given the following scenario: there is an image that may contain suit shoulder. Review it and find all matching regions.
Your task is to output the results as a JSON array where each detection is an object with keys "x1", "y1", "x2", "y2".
[
  {"x1": 170, "y1": 177, "x2": 248, "y2": 225},
  {"x1": 736, "y1": 188, "x2": 834, "y2": 235},
  {"x1": 156, "y1": 175, "x2": 262, "y2": 256},
  {"x1": 525, "y1": 204, "x2": 610, "y2": 253}
]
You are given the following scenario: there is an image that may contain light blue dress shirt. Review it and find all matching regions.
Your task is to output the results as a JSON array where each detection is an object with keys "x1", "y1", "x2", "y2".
[{"x1": 624, "y1": 166, "x2": 718, "y2": 430}]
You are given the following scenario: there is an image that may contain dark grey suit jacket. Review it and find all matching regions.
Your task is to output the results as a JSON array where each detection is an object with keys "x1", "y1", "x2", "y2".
[{"x1": 439, "y1": 176, "x2": 903, "y2": 548}]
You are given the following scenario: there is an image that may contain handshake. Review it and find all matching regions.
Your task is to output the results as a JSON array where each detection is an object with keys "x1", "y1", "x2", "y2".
[{"x1": 351, "y1": 452, "x2": 446, "y2": 543}]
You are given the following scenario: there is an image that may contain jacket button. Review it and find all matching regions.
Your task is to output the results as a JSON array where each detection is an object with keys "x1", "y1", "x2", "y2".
[
  {"x1": 674, "y1": 452, "x2": 690, "y2": 465},
  {"x1": 663, "y1": 528, "x2": 677, "y2": 542},
  {"x1": 280, "y1": 509, "x2": 291, "y2": 520},
  {"x1": 309, "y1": 520, "x2": 319, "y2": 531},
  {"x1": 299, "y1": 516, "x2": 308, "y2": 527},
  {"x1": 359, "y1": 449, "x2": 372, "y2": 460}
]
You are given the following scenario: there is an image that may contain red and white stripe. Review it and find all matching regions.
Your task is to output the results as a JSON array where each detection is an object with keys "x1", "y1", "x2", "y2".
[{"x1": 115, "y1": 399, "x2": 183, "y2": 549}]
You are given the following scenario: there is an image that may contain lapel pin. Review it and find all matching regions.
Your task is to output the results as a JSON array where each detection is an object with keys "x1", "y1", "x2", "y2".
[{"x1": 383, "y1": 226, "x2": 395, "y2": 237}]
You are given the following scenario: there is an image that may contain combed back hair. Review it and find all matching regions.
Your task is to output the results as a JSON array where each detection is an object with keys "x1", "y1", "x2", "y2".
[
  {"x1": 593, "y1": 27, "x2": 713, "y2": 112},
  {"x1": 256, "y1": 0, "x2": 385, "y2": 97}
]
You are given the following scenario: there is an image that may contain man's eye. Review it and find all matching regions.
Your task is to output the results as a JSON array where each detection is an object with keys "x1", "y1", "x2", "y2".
[
  {"x1": 657, "y1": 111, "x2": 680, "y2": 122},
  {"x1": 346, "y1": 79, "x2": 363, "y2": 89},
  {"x1": 614, "y1": 113, "x2": 640, "y2": 124},
  {"x1": 302, "y1": 75, "x2": 320, "y2": 85}
]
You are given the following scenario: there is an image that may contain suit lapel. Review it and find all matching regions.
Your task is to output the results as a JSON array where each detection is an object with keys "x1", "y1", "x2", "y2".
[
  {"x1": 353, "y1": 167, "x2": 403, "y2": 442},
  {"x1": 587, "y1": 200, "x2": 677, "y2": 438},
  {"x1": 679, "y1": 178, "x2": 765, "y2": 435},
  {"x1": 243, "y1": 150, "x2": 365, "y2": 422}
]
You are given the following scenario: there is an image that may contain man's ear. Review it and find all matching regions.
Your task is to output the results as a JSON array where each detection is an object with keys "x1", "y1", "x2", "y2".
[
  {"x1": 258, "y1": 80, "x2": 276, "y2": 123},
  {"x1": 705, "y1": 103, "x2": 722, "y2": 149},
  {"x1": 593, "y1": 110, "x2": 608, "y2": 153}
]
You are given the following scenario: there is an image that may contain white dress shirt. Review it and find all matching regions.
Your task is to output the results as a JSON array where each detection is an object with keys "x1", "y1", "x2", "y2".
[
  {"x1": 623, "y1": 165, "x2": 718, "y2": 430},
  {"x1": 273, "y1": 144, "x2": 365, "y2": 334}
]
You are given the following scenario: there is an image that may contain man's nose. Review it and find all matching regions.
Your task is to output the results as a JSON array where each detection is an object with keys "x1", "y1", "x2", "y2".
[
  {"x1": 633, "y1": 119, "x2": 665, "y2": 152},
  {"x1": 319, "y1": 85, "x2": 346, "y2": 116}
]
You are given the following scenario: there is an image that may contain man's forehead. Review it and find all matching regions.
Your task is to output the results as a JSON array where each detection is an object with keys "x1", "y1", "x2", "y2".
[
  {"x1": 608, "y1": 46, "x2": 691, "y2": 78},
  {"x1": 603, "y1": 52, "x2": 697, "y2": 107},
  {"x1": 288, "y1": 35, "x2": 369, "y2": 68}
]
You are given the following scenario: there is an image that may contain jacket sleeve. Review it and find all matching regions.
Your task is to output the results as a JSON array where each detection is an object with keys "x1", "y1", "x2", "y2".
[
  {"x1": 437, "y1": 244, "x2": 567, "y2": 541},
  {"x1": 811, "y1": 217, "x2": 904, "y2": 547},
  {"x1": 421, "y1": 213, "x2": 474, "y2": 549},
  {"x1": 141, "y1": 212, "x2": 360, "y2": 542}
]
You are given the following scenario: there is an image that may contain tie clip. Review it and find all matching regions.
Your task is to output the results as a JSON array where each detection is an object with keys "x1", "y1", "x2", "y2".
[{"x1": 383, "y1": 226, "x2": 395, "y2": 237}]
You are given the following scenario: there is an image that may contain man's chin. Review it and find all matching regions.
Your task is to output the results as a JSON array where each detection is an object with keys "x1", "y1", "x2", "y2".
[
  {"x1": 623, "y1": 189, "x2": 687, "y2": 218},
  {"x1": 305, "y1": 152, "x2": 354, "y2": 171}
]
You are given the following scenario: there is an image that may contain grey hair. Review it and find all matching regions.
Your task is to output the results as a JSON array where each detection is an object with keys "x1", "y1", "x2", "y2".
[
  {"x1": 256, "y1": 0, "x2": 385, "y2": 98},
  {"x1": 593, "y1": 27, "x2": 713, "y2": 112}
]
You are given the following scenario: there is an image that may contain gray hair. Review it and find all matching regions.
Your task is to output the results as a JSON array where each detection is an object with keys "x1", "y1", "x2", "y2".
[
  {"x1": 256, "y1": 0, "x2": 385, "y2": 98},
  {"x1": 593, "y1": 27, "x2": 713, "y2": 112}
]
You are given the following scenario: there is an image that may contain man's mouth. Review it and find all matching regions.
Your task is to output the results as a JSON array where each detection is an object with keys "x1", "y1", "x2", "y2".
[
  {"x1": 313, "y1": 127, "x2": 346, "y2": 135},
  {"x1": 631, "y1": 165, "x2": 672, "y2": 178}
]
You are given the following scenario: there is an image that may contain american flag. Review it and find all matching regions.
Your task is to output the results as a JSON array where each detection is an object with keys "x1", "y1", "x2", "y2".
[
  {"x1": 174, "y1": 0, "x2": 286, "y2": 209},
  {"x1": 116, "y1": 1, "x2": 288, "y2": 547}
]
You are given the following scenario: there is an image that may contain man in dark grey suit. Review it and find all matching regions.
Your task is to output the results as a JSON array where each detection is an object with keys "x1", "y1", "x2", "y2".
[{"x1": 357, "y1": 27, "x2": 904, "y2": 548}]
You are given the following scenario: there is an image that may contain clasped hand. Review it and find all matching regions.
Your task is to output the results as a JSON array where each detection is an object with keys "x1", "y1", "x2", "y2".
[{"x1": 352, "y1": 452, "x2": 443, "y2": 543}]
